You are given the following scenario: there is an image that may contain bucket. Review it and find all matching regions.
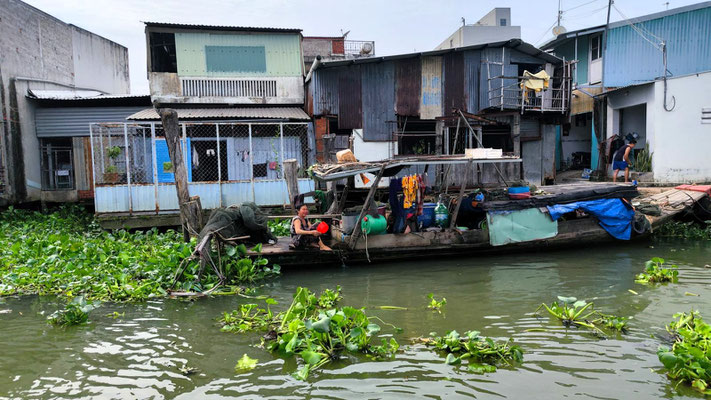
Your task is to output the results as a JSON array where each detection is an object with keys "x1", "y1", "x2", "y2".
[
  {"x1": 361, "y1": 214, "x2": 387, "y2": 235},
  {"x1": 340, "y1": 212, "x2": 360, "y2": 234},
  {"x1": 418, "y1": 202, "x2": 436, "y2": 228}
]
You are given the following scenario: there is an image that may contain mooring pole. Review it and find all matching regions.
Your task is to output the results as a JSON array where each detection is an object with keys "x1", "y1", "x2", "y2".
[{"x1": 450, "y1": 159, "x2": 472, "y2": 229}]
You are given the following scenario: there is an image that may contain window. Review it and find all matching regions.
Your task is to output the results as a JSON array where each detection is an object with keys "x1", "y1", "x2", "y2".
[
  {"x1": 590, "y1": 35, "x2": 602, "y2": 61},
  {"x1": 40, "y1": 138, "x2": 74, "y2": 190},
  {"x1": 500, "y1": 18, "x2": 507, "y2": 26},
  {"x1": 205, "y1": 46, "x2": 267, "y2": 73},
  {"x1": 396, "y1": 117, "x2": 437, "y2": 156},
  {"x1": 149, "y1": 32, "x2": 177, "y2": 73}
]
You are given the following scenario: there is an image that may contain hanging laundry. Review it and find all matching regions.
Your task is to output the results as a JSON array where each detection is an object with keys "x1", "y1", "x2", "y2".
[
  {"x1": 520, "y1": 70, "x2": 550, "y2": 104},
  {"x1": 402, "y1": 175, "x2": 419, "y2": 209}
]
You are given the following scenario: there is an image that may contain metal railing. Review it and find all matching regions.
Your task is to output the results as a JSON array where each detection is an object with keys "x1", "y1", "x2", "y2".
[
  {"x1": 487, "y1": 78, "x2": 570, "y2": 113},
  {"x1": 344, "y1": 40, "x2": 375, "y2": 57},
  {"x1": 89, "y1": 121, "x2": 312, "y2": 214},
  {"x1": 181, "y1": 77, "x2": 277, "y2": 98}
]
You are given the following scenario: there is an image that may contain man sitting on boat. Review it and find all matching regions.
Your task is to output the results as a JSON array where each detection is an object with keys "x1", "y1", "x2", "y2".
[
  {"x1": 290, "y1": 197, "x2": 332, "y2": 251},
  {"x1": 612, "y1": 139, "x2": 636, "y2": 183}
]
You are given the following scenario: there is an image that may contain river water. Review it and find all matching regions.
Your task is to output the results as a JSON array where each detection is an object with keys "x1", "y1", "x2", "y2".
[{"x1": 1, "y1": 239, "x2": 710, "y2": 399}]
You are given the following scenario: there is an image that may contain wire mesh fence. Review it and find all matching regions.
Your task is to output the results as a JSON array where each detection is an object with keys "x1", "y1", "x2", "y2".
[{"x1": 89, "y1": 121, "x2": 312, "y2": 212}]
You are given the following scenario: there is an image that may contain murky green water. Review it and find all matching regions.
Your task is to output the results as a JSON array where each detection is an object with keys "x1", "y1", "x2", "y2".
[{"x1": 1, "y1": 239, "x2": 710, "y2": 399}]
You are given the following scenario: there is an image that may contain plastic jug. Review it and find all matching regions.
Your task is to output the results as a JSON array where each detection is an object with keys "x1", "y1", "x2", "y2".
[{"x1": 434, "y1": 200, "x2": 449, "y2": 228}]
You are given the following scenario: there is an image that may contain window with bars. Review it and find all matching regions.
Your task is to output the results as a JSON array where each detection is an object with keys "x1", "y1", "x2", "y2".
[{"x1": 40, "y1": 138, "x2": 74, "y2": 190}]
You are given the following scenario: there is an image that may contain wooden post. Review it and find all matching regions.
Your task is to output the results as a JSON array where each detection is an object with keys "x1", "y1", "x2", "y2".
[
  {"x1": 158, "y1": 108, "x2": 202, "y2": 242},
  {"x1": 458, "y1": 110, "x2": 509, "y2": 186},
  {"x1": 348, "y1": 165, "x2": 385, "y2": 249},
  {"x1": 450, "y1": 160, "x2": 472, "y2": 229},
  {"x1": 336, "y1": 181, "x2": 350, "y2": 213},
  {"x1": 284, "y1": 158, "x2": 299, "y2": 209}
]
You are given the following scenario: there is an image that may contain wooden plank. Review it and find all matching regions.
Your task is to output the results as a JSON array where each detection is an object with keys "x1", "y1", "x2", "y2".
[
  {"x1": 283, "y1": 159, "x2": 299, "y2": 209},
  {"x1": 449, "y1": 160, "x2": 472, "y2": 229}
]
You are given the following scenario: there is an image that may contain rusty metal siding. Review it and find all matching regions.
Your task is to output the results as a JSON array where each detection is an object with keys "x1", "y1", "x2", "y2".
[
  {"x1": 420, "y1": 56, "x2": 443, "y2": 119},
  {"x1": 361, "y1": 62, "x2": 395, "y2": 141},
  {"x1": 312, "y1": 67, "x2": 340, "y2": 115},
  {"x1": 464, "y1": 50, "x2": 481, "y2": 114},
  {"x1": 338, "y1": 66, "x2": 362, "y2": 129},
  {"x1": 443, "y1": 52, "x2": 465, "y2": 116},
  {"x1": 395, "y1": 58, "x2": 421, "y2": 116}
]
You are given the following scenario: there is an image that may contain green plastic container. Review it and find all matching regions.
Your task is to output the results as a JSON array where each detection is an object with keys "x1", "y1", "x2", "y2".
[
  {"x1": 434, "y1": 202, "x2": 449, "y2": 228},
  {"x1": 360, "y1": 214, "x2": 387, "y2": 235}
]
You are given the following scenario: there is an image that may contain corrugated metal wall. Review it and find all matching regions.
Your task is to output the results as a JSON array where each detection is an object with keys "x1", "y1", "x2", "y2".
[
  {"x1": 605, "y1": 6, "x2": 711, "y2": 86},
  {"x1": 338, "y1": 66, "x2": 362, "y2": 129},
  {"x1": 312, "y1": 67, "x2": 340, "y2": 115},
  {"x1": 395, "y1": 58, "x2": 421, "y2": 116},
  {"x1": 174, "y1": 32, "x2": 303, "y2": 77},
  {"x1": 443, "y1": 52, "x2": 465, "y2": 116},
  {"x1": 420, "y1": 56, "x2": 443, "y2": 119},
  {"x1": 361, "y1": 62, "x2": 395, "y2": 141},
  {"x1": 464, "y1": 50, "x2": 481, "y2": 114},
  {"x1": 35, "y1": 107, "x2": 146, "y2": 137}
]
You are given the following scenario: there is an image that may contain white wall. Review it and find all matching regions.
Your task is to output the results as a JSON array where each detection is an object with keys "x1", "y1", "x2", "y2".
[
  {"x1": 352, "y1": 129, "x2": 394, "y2": 188},
  {"x1": 435, "y1": 25, "x2": 521, "y2": 49},
  {"x1": 650, "y1": 72, "x2": 711, "y2": 182},
  {"x1": 606, "y1": 71, "x2": 711, "y2": 182},
  {"x1": 562, "y1": 114, "x2": 592, "y2": 165},
  {"x1": 71, "y1": 27, "x2": 130, "y2": 94}
]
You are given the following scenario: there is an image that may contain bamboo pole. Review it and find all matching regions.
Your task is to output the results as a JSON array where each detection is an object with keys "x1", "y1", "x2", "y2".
[{"x1": 348, "y1": 165, "x2": 386, "y2": 249}]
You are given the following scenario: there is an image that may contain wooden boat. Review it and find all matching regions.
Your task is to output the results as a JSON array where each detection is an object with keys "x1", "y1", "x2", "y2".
[{"x1": 256, "y1": 156, "x2": 709, "y2": 267}]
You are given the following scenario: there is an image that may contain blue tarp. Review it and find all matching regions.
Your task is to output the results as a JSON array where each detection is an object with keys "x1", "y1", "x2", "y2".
[{"x1": 546, "y1": 198, "x2": 635, "y2": 240}]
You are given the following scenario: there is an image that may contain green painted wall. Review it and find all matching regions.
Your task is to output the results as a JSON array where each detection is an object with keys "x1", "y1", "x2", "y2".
[
  {"x1": 552, "y1": 35, "x2": 589, "y2": 85},
  {"x1": 175, "y1": 32, "x2": 302, "y2": 77}
]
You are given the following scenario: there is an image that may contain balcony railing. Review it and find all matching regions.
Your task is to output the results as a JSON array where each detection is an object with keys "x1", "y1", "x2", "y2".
[
  {"x1": 181, "y1": 77, "x2": 277, "y2": 98},
  {"x1": 487, "y1": 77, "x2": 571, "y2": 113},
  {"x1": 343, "y1": 40, "x2": 375, "y2": 57}
]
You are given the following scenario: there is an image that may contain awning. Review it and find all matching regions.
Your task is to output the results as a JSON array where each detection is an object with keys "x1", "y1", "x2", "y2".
[{"x1": 126, "y1": 107, "x2": 310, "y2": 121}]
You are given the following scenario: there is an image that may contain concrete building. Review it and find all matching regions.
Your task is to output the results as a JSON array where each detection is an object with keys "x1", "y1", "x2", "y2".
[
  {"x1": 0, "y1": 0, "x2": 131, "y2": 205},
  {"x1": 435, "y1": 8, "x2": 521, "y2": 50},
  {"x1": 307, "y1": 39, "x2": 572, "y2": 187},
  {"x1": 88, "y1": 23, "x2": 314, "y2": 217},
  {"x1": 542, "y1": 2, "x2": 711, "y2": 182},
  {"x1": 302, "y1": 35, "x2": 375, "y2": 73}
]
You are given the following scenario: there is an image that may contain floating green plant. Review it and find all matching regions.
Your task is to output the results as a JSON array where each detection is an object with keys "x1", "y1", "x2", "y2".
[
  {"x1": 658, "y1": 311, "x2": 711, "y2": 395},
  {"x1": 535, "y1": 296, "x2": 629, "y2": 335},
  {"x1": 220, "y1": 286, "x2": 399, "y2": 380},
  {"x1": 235, "y1": 354, "x2": 258, "y2": 373},
  {"x1": 267, "y1": 219, "x2": 291, "y2": 237},
  {"x1": 419, "y1": 330, "x2": 523, "y2": 374},
  {"x1": 635, "y1": 257, "x2": 678, "y2": 284},
  {"x1": 427, "y1": 293, "x2": 446, "y2": 313},
  {"x1": 47, "y1": 296, "x2": 100, "y2": 326},
  {"x1": 0, "y1": 206, "x2": 280, "y2": 301}
]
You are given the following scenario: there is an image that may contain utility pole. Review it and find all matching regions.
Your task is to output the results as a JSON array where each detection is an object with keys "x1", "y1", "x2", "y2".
[{"x1": 602, "y1": 0, "x2": 613, "y2": 89}]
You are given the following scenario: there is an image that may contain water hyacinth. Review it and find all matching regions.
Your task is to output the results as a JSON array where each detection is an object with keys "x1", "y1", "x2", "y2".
[{"x1": 0, "y1": 206, "x2": 279, "y2": 301}]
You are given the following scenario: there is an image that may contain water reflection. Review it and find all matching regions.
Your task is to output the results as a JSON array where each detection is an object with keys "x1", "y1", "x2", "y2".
[{"x1": 0, "y1": 239, "x2": 709, "y2": 399}]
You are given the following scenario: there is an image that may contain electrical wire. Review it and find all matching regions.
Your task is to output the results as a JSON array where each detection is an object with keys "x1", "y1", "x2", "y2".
[
  {"x1": 534, "y1": 19, "x2": 563, "y2": 46},
  {"x1": 564, "y1": 4, "x2": 611, "y2": 20},
  {"x1": 563, "y1": 0, "x2": 603, "y2": 13},
  {"x1": 612, "y1": 4, "x2": 664, "y2": 49}
]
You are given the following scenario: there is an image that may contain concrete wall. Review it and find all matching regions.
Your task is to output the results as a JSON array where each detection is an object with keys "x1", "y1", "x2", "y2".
[
  {"x1": 0, "y1": 0, "x2": 130, "y2": 203},
  {"x1": 477, "y1": 8, "x2": 512, "y2": 26},
  {"x1": 606, "y1": 72, "x2": 711, "y2": 182},
  {"x1": 562, "y1": 114, "x2": 592, "y2": 165},
  {"x1": 71, "y1": 27, "x2": 130, "y2": 93},
  {"x1": 435, "y1": 25, "x2": 521, "y2": 49}
]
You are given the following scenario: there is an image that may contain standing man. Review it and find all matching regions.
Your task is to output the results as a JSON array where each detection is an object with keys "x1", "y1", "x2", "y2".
[{"x1": 612, "y1": 139, "x2": 636, "y2": 183}]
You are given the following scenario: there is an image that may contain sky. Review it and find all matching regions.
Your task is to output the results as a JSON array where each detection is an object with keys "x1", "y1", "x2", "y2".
[{"x1": 23, "y1": 0, "x2": 701, "y2": 95}]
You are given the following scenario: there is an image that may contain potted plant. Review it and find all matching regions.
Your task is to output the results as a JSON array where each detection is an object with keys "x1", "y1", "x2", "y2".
[
  {"x1": 103, "y1": 165, "x2": 119, "y2": 183},
  {"x1": 103, "y1": 146, "x2": 121, "y2": 183},
  {"x1": 163, "y1": 161, "x2": 174, "y2": 173}
]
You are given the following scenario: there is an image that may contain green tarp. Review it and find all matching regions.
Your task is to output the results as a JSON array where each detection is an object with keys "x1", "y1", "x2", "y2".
[{"x1": 486, "y1": 208, "x2": 558, "y2": 247}]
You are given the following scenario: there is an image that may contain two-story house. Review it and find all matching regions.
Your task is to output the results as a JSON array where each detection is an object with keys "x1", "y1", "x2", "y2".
[
  {"x1": 542, "y1": 2, "x2": 711, "y2": 182},
  {"x1": 89, "y1": 23, "x2": 314, "y2": 219},
  {"x1": 307, "y1": 38, "x2": 572, "y2": 187}
]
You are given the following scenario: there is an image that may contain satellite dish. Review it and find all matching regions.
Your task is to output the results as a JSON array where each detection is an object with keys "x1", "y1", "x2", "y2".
[
  {"x1": 360, "y1": 42, "x2": 373, "y2": 54},
  {"x1": 552, "y1": 25, "x2": 567, "y2": 36}
]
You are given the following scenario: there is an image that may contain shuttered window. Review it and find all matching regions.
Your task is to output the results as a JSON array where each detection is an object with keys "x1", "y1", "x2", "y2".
[{"x1": 205, "y1": 46, "x2": 266, "y2": 73}]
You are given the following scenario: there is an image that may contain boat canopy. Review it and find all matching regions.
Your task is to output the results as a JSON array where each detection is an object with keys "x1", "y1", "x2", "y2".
[{"x1": 310, "y1": 155, "x2": 522, "y2": 182}]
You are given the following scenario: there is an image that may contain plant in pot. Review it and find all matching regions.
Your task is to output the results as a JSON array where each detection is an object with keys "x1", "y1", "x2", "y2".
[{"x1": 104, "y1": 146, "x2": 121, "y2": 183}]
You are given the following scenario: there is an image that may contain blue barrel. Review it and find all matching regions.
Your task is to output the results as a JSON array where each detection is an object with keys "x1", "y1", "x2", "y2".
[{"x1": 418, "y1": 203, "x2": 436, "y2": 228}]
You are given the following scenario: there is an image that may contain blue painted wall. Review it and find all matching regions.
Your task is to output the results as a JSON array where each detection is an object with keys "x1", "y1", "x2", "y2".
[{"x1": 605, "y1": 6, "x2": 711, "y2": 86}]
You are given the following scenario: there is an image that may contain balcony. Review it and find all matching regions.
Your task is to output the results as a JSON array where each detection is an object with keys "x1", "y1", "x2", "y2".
[
  {"x1": 149, "y1": 73, "x2": 304, "y2": 105},
  {"x1": 343, "y1": 40, "x2": 375, "y2": 57},
  {"x1": 487, "y1": 75, "x2": 571, "y2": 113}
]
